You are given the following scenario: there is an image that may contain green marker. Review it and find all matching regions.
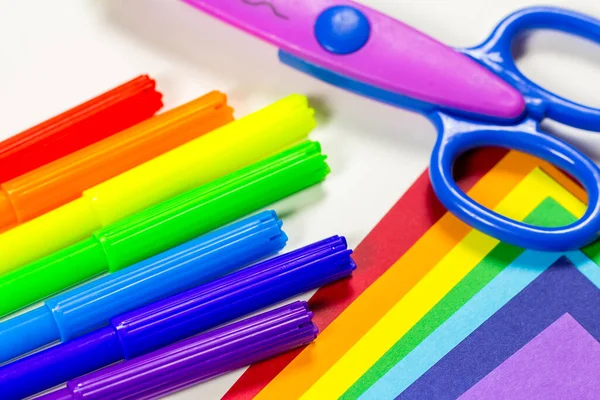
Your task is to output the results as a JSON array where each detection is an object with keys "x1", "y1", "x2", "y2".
[{"x1": 0, "y1": 141, "x2": 330, "y2": 317}]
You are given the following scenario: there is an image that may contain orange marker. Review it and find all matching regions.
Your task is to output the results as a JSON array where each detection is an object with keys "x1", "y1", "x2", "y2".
[{"x1": 0, "y1": 91, "x2": 233, "y2": 231}]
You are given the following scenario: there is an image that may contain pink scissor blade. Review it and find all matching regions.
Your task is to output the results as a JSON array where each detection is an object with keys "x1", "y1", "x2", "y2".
[{"x1": 182, "y1": 0, "x2": 525, "y2": 120}]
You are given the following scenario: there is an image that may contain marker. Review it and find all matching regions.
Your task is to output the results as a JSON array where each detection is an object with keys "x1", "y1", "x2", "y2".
[
  {"x1": 0, "y1": 211, "x2": 287, "y2": 364},
  {"x1": 0, "y1": 94, "x2": 316, "y2": 273},
  {"x1": 0, "y1": 140, "x2": 329, "y2": 317},
  {"x1": 0, "y1": 236, "x2": 354, "y2": 399},
  {"x1": 0, "y1": 75, "x2": 162, "y2": 184},
  {"x1": 36, "y1": 302, "x2": 318, "y2": 400},
  {"x1": 0, "y1": 91, "x2": 233, "y2": 231}
]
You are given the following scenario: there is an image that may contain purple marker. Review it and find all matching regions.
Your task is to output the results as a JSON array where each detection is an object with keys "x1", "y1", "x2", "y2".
[{"x1": 37, "y1": 301, "x2": 317, "y2": 400}]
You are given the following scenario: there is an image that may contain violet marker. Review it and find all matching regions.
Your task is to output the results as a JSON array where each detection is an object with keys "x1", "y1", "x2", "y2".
[{"x1": 36, "y1": 301, "x2": 318, "y2": 400}]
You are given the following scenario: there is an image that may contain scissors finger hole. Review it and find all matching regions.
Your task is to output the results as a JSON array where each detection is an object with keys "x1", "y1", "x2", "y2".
[
  {"x1": 512, "y1": 29, "x2": 600, "y2": 108},
  {"x1": 431, "y1": 126, "x2": 600, "y2": 250},
  {"x1": 453, "y1": 146, "x2": 587, "y2": 229}
]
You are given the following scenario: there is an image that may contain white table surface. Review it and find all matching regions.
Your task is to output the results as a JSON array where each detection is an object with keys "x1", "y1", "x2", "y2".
[{"x1": 1, "y1": 0, "x2": 599, "y2": 399}]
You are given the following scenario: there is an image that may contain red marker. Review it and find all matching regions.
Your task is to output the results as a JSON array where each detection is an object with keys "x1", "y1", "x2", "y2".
[{"x1": 0, "y1": 75, "x2": 163, "y2": 182}]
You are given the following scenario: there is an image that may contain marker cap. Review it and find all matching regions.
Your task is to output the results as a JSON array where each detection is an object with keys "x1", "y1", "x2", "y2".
[
  {"x1": 48, "y1": 211, "x2": 287, "y2": 341},
  {"x1": 97, "y1": 140, "x2": 329, "y2": 272},
  {"x1": 0, "y1": 75, "x2": 163, "y2": 183}
]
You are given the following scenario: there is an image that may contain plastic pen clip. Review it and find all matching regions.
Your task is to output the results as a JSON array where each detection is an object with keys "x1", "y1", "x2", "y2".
[
  {"x1": 0, "y1": 75, "x2": 163, "y2": 184},
  {"x1": 38, "y1": 302, "x2": 318, "y2": 400}
]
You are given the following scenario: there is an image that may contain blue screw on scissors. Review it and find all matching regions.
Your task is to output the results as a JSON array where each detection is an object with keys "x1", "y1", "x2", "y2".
[{"x1": 183, "y1": 0, "x2": 600, "y2": 251}]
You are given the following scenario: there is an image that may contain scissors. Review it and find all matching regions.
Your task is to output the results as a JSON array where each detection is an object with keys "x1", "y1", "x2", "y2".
[{"x1": 181, "y1": 0, "x2": 600, "y2": 252}]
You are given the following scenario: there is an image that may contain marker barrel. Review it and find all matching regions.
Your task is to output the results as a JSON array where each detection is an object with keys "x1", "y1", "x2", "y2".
[
  {"x1": 116, "y1": 235, "x2": 354, "y2": 358},
  {"x1": 0, "y1": 327, "x2": 121, "y2": 400}
]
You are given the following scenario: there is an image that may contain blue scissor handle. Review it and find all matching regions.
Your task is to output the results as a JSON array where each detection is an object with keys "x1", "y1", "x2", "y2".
[
  {"x1": 463, "y1": 6, "x2": 600, "y2": 131},
  {"x1": 429, "y1": 112, "x2": 600, "y2": 251}
]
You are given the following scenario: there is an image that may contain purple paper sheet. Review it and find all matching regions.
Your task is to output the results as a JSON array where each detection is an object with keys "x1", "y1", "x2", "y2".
[
  {"x1": 459, "y1": 313, "x2": 600, "y2": 400},
  {"x1": 397, "y1": 257, "x2": 600, "y2": 400}
]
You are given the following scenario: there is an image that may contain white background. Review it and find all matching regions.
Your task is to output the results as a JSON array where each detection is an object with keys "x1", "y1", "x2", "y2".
[{"x1": 1, "y1": 0, "x2": 599, "y2": 399}]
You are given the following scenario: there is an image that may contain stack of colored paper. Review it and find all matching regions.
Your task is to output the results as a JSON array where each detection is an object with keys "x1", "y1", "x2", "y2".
[{"x1": 223, "y1": 147, "x2": 600, "y2": 400}]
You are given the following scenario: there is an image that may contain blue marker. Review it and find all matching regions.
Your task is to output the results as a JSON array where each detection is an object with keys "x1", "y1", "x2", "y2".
[{"x1": 0, "y1": 211, "x2": 287, "y2": 364}]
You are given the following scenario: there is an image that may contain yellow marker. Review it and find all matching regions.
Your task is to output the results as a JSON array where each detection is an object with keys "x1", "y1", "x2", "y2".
[
  {"x1": 298, "y1": 168, "x2": 585, "y2": 400},
  {"x1": 0, "y1": 94, "x2": 316, "y2": 274}
]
